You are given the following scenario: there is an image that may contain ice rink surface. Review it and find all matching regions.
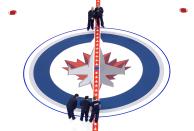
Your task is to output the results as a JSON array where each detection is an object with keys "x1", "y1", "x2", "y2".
[{"x1": 0, "y1": 0, "x2": 194, "y2": 131}]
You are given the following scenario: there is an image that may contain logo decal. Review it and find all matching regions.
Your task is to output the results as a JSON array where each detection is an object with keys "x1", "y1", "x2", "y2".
[{"x1": 23, "y1": 28, "x2": 170, "y2": 117}]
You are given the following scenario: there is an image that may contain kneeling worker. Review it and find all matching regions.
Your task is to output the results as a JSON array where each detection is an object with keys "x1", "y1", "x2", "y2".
[
  {"x1": 66, "y1": 94, "x2": 79, "y2": 120},
  {"x1": 80, "y1": 96, "x2": 91, "y2": 122},
  {"x1": 87, "y1": 7, "x2": 95, "y2": 31},
  {"x1": 94, "y1": 5, "x2": 104, "y2": 28},
  {"x1": 89, "y1": 97, "x2": 101, "y2": 123}
]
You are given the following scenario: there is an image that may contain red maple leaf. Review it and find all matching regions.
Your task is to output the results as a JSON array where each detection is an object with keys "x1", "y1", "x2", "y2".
[{"x1": 63, "y1": 52, "x2": 130, "y2": 80}]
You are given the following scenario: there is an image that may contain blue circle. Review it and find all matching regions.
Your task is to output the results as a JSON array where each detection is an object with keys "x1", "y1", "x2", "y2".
[
  {"x1": 33, "y1": 32, "x2": 159, "y2": 109},
  {"x1": 23, "y1": 28, "x2": 171, "y2": 117}
]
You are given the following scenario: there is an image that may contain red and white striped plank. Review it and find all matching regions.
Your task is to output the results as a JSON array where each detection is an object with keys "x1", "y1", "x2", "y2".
[{"x1": 92, "y1": 0, "x2": 101, "y2": 131}]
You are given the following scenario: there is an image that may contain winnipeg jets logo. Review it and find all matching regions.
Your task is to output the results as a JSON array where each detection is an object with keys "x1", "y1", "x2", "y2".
[
  {"x1": 64, "y1": 49, "x2": 130, "y2": 87},
  {"x1": 23, "y1": 28, "x2": 171, "y2": 117}
]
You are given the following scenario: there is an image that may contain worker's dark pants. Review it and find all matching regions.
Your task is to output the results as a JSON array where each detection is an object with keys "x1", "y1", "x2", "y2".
[
  {"x1": 67, "y1": 108, "x2": 75, "y2": 120},
  {"x1": 80, "y1": 109, "x2": 89, "y2": 121},
  {"x1": 96, "y1": 15, "x2": 104, "y2": 27},
  {"x1": 89, "y1": 111, "x2": 99, "y2": 123},
  {"x1": 87, "y1": 19, "x2": 94, "y2": 30}
]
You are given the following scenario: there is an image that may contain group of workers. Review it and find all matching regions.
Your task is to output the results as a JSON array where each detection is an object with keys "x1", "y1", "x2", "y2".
[
  {"x1": 87, "y1": 5, "x2": 104, "y2": 30},
  {"x1": 66, "y1": 5, "x2": 104, "y2": 123},
  {"x1": 66, "y1": 94, "x2": 101, "y2": 123}
]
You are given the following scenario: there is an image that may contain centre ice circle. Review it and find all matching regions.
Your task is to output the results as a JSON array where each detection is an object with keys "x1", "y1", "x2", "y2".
[{"x1": 23, "y1": 28, "x2": 170, "y2": 117}]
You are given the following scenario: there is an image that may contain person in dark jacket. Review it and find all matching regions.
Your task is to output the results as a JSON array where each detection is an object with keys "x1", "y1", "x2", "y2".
[
  {"x1": 87, "y1": 7, "x2": 95, "y2": 31},
  {"x1": 66, "y1": 94, "x2": 79, "y2": 120},
  {"x1": 94, "y1": 5, "x2": 104, "y2": 28},
  {"x1": 80, "y1": 96, "x2": 91, "y2": 122},
  {"x1": 89, "y1": 97, "x2": 101, "y2": 123}
]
